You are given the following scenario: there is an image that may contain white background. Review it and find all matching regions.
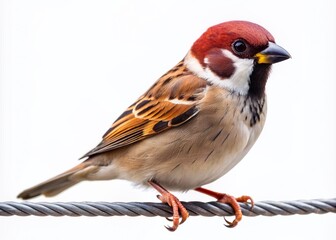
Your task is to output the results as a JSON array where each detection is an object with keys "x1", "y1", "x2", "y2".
[{"x1": 1, "y1": 0, "x2": 335, "y2": 239}]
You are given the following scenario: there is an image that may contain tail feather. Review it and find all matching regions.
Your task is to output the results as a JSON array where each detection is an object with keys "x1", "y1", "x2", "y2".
[{"x1": 17, "y1": 163, "x2": 99, "y2": 200}]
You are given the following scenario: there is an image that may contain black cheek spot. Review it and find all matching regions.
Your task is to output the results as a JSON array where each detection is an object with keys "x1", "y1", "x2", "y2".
[{"x1": 206, "y1": 48, "x2": 235, "y2": 79}]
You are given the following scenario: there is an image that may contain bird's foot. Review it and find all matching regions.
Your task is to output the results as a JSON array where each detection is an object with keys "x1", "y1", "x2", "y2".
[
  {"x1": 218, "y1": 193, "x2": 253, "y2": 227},
  {"x1": 195, "y1": 187, "x2": 253, "y2": 227},
  {"x1": 149, "y1": 181, "x2": 189, "y2": 231}
]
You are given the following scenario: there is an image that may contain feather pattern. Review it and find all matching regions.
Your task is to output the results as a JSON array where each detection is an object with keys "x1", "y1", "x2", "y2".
[{"x1": 82, "y1": 60, "x2": 207, "y2": 158}]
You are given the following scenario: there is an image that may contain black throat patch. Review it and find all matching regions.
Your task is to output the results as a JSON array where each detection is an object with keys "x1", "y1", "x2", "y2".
[{"x1": 248, "y1": 64, "x2": 271, "y2": 99}]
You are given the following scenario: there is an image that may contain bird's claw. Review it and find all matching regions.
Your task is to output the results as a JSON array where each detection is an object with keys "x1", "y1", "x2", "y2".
[
  {"x1": 157, "y1": 193, "x2": 189, "y2": 231},
  {"x1": 224, "y1": 216, "x2": 239, "y2": 228},
  {"x1": 165, "y1": 216, "x2": 187, "y2": 224},
  {"x1": 218, "y1": 194, "x2": 254, "y2": 228},
  {"x1": 236, "y1": 195, "x2": 254, "y2": 210}
]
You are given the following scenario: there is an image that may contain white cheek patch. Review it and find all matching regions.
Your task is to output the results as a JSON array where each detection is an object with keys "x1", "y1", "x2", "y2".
[
  {"x1": 184, "y1": 50, "x2": 254, "y2": 95},
  {"x1": 221, "y1": 50, "x2": 255, "y2": 95}
]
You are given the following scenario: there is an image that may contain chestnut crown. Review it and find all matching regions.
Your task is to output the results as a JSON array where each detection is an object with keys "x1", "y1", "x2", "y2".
[{"x1": 191, "y1": 21, "x2": 275, "y2": 63}]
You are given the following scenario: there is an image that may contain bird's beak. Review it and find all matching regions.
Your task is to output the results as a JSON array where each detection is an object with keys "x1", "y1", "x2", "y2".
[{"x1": 255, "y1": 42, "x2": 291, "y2": 64}]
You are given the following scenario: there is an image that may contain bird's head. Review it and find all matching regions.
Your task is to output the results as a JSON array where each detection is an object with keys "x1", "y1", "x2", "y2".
[{"x1": 185, "y1": 20, "x2": 291, "y2": 98}]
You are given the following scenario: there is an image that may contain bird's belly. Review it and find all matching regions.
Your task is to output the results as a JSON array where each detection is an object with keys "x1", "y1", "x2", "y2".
[
  {"x1": 153, "y1": 151, "x2": 243, "y2": 191},
  {"x1": 151, "y1": 127, "x2": 257, "y2": 190}
]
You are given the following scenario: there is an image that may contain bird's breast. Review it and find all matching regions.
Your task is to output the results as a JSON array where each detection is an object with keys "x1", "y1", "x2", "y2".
[{"x1": 154, "y1": 89, "x2": 267, "y2": 190}]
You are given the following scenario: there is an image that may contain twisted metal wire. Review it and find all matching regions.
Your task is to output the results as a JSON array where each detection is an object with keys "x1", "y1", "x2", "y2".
[{"x1": 0, "y1": 198, "x2": 335, "y2": 217}]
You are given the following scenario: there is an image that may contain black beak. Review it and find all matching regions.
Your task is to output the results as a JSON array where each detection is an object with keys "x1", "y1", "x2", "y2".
[{"x1": 255, "y1": 42, "x2": 291, "y2": 64}]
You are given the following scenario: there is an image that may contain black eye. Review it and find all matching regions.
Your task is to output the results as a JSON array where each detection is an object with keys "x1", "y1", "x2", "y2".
[{"x1": 233, "y1": 40, "x2": 247, "y2": 53}]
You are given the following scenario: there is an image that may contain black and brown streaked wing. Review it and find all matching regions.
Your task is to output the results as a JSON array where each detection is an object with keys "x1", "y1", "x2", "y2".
[{"x1": 82, "y1": 62, "x2": 207, "y2": 158}]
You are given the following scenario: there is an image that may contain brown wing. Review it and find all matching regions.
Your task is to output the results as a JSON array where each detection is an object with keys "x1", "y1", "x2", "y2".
[{"x1": 82, "y1": 61, "x2": 207, "y2": 158}]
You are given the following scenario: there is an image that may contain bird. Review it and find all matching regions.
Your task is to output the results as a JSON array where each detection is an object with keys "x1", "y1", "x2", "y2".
[{"x1": 18, "y1": 20, "x2": 290, "y2": 231}]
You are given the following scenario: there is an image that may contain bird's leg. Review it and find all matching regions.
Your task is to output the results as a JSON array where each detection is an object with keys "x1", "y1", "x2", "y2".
[
  {"x1": 148, "y1": 180, "x2": 189, "y2": 231},
  {"x1": 194, "y1": 187, "x2": 253, "y2": 227}
]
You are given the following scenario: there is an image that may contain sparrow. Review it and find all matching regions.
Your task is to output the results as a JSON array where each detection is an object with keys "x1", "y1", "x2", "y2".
[{"x1": 18, "y1": 20, "x2": 290, "y2": 231}]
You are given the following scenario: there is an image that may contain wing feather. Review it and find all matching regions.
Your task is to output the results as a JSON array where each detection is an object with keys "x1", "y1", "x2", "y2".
[{"x1": 82, "y1": 61, "x2": 207, "y2": 158}]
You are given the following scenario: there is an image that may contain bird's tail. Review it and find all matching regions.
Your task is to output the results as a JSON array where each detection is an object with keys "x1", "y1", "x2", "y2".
[{"x1": 17, "y1": 162, "x2": 99, "y2": 200}]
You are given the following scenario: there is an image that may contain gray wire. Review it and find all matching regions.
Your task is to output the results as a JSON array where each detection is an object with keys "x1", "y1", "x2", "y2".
[{"x1": 0, "y1": 198, "x2": 335, "y2": 217}]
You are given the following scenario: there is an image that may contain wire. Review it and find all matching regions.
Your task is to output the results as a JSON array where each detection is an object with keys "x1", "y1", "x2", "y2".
[{"x1": 1, "y1": 198, "x2": 335, "y2": 217}]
